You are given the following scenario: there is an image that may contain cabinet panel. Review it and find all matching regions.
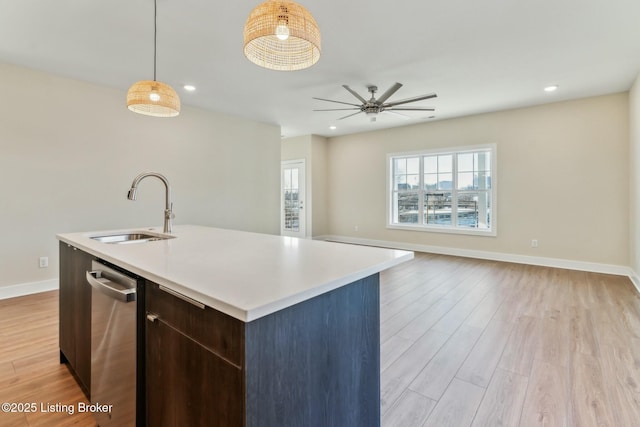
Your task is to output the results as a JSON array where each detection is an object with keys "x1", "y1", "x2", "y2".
[
  {"x1": 245, "y1": 274, "x2": 381, "y2": 427},
  {"x1": 59, "y1": 243, "x2": 76, "y2": 365},
  {"x1": 59, "y1": 242, "x2": 93, "y2": 396},
  {"x1": 146, "y1": 315, "x2": 244, "y2": 426},
  {"x1": 146, "y1": 282, "x2": 243, "y2": 365}
]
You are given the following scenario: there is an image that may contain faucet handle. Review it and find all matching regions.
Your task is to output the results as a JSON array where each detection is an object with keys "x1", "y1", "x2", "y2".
[{"x1": 166, "y1": 203, "x2": 175, "y2": 220}]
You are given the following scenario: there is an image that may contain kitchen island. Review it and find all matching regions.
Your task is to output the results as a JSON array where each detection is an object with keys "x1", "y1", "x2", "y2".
[{"x1": 57, "y1": 225, "x2": 413, "y2": 426}]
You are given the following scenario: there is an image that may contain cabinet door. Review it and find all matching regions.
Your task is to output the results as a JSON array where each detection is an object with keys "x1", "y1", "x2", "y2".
[
  {"x1": 59, "y1": 242, "x2": 93, "y2": 395},
  {"x1": 146, "y1": 315, "x2": 244, "y2": 426}
]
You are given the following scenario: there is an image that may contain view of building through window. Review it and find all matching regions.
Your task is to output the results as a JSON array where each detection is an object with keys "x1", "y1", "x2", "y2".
[
  {"x1": 283, "y1": 167, "x2": 300, "y2": 231},
  {"x1": 389, "y1": 146, "x2": 494, "y2": 234}
]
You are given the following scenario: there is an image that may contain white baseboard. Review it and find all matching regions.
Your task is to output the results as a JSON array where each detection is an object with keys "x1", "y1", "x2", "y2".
[
  {"x1": 4, "y1": 240, "x2": 639, "y2": 298},
  {"x1": 0, "y1": 279, "x2": 58, "y2": 300},
  {"x1": 318, "y1": 234, "x2": 632, "y2": 278},
  {"x1": 629, "y1": 271, "x2": 640, "y2": 294}
]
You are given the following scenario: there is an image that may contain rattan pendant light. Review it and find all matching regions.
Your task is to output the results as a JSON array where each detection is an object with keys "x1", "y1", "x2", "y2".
[
  {"x1": 126, "y1": 0, "x2": 180, "y2": 117},
  {"x1": 243, "y1": 0, "x2": 321, "y2": 71}
]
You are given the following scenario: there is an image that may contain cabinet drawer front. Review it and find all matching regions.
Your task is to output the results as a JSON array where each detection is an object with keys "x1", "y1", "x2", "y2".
[{"x1": 146, "y1": 281, "x2": 244, "y2": 366}]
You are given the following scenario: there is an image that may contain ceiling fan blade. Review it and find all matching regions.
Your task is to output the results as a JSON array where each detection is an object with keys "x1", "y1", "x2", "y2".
[
  {"x1": 384, "y1": 93, "x2": 437, "y2": 107},
  {"x1": 313, "y1": 108, "x2": 361, "y2": 111},
  {"x1": 342, "y1": 85, "x2": 368, "y2": 104},
  {"x1": 386, "y1": 107, "x2": 435, "y2": 111},
  {"x1": 375, "y1": 82, "x2": 403, "y2": 104},
  {"x1": 338, "y1": 111, "x2": 364, "y2": 120},
  {"x1": 312, "y1": 97, "x2": 361, "y2": 107},
  {"x1": 383, "y1": 110, "x2": 411, "y2": 120}
]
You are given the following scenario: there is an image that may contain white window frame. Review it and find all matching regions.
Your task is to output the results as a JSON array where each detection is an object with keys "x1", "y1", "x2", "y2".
[{"x1": 386, "y1": 144, "x2": 497, "y2": 237}]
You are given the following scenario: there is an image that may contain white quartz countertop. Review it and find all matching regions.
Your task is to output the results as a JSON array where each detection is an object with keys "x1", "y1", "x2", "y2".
[{"x1": 57, "y1": 225, "x2": 413, "y2": 321}]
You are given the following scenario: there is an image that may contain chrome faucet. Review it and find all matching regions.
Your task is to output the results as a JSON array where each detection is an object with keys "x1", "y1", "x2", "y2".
[{"x1": 127, "y1": 172, "x2": 174, "y2": 234}]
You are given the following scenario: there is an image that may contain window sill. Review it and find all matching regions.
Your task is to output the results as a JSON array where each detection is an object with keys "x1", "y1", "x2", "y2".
[{"x1": 387, "y1": 224, "x2": 497, "y2": 237}]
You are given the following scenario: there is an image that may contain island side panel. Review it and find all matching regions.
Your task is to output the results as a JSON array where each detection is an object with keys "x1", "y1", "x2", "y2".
[
  {"x1": 244, "y1": 274, "x2": 381, "y2": 427},
  {"x1": 59, "y1": 242, "x2": 93, "y2": 398}
]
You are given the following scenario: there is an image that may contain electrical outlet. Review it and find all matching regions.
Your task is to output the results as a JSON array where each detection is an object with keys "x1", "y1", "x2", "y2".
[
  {"x1": 354, "y1": 225, "x2": 359, "y2": 232},
  {"x1": 531, "y1": 239, "x2": 538, "y2": 248},
  {"x1": 39, "y1": 256, "x2": 49, "y2": 268}
]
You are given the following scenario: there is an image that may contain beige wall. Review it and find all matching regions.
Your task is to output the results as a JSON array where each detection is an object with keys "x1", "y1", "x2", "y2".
[
  {"x1": 0, "y1": 62, "x2": 281, "y2": 288},
  {"x1": 630, "y1": 74, "x2": 640, "y2": 275},
  {"x1": 281, "y1": 135, "x2": 309, "y2": 161},
  {"x1": 327, "y1": 94, "x2": 629, "y2": 266},
  {"x1": 281, "y1": 135, "x2": 329, "y2": 237},
  {"x1": 310, "y1": 135, "x2": 329, "y2": 236}
]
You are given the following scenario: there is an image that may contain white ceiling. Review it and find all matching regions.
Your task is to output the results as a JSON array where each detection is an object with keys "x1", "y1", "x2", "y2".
[{"x1": 1, "y1": 0, "x2": 638, "y2": 137}]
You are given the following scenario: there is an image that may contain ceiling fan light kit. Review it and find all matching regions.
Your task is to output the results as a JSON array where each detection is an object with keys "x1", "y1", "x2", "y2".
[
  {"x1": 313, "y1": 83, "x2": 437, "y2": 122},
  {"x1": 243, "y1": 0, "x2": 321, "y2": 71},
  {"x1": 126, "y1": 0, "x2": 180, "y2": 117}
]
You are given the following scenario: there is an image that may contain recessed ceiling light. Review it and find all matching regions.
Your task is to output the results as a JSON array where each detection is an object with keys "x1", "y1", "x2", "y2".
[
  {"x1": 329, "y1": 126, "x2": 337, "y2": 130},
  {"x1": 183, "y1": 85, "x2": 196, "y2": 92},
  {"x1": 544, "y1": 85, "x2": 559, "y2": 92}
]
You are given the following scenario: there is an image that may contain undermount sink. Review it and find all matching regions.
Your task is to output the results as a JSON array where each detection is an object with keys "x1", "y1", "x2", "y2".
[{"x1": 90, "y1": 232, "x2": 175, "y2": 244}]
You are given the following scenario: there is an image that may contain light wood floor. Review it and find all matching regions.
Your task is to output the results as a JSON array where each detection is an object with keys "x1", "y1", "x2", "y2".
[
  {"x1": 1, "y1": 253, "x2": 639, "y2": 426},
  {"x1": 380, "y1": 253, "x2": 640, "y2": 427},
  {"x1": 0, "y1": 290, "x2": 95, "y2": 426}
]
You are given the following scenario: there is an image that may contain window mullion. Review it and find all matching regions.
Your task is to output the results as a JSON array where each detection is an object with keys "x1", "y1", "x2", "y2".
[
  {"x1": 418, "y1": 156, "x2": 424, "y2": 224},
  {"x1": 452, "y1": 154, "x2": 458, "y2": 227}
]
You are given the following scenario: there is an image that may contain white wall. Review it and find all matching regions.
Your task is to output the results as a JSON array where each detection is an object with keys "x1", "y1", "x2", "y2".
[
  {"x1": 326, "y1": 94, "x2": 629, "y2": 267},
  {"x1": 630, "y1": 73, "x2": 640, "y2": 278},
  {"x1": 0, "y1": 62, "x2": 281, "y2": 289}
]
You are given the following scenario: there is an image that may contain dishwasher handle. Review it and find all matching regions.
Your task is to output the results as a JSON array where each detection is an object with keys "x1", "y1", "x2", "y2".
[{"x1": 87, "y1": 271, "x2": 137, "y2": 303}]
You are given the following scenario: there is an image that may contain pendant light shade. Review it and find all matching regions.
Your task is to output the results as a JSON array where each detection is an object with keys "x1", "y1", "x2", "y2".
[
  {"x1": 243, "y1": 0, "x2": 321, "y2": 71},
  {"x1": 127, "y1": 80, "x2": 180, "y2": 117},
  {"x1": 127, "y1": 0, "x2": 180, "y2": 117}
]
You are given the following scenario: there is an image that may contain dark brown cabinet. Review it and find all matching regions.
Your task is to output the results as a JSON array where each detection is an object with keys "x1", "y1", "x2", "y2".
[
  {"x1": 61, "y1": 245, "x2": 381, "y2": 426},
  {"x1": 58, "y1": 241, "x2": 93, "y2": 396},
  {"x1": 145, "y1": 281, "x2": 244, "y2": 426},
  {"x1": 145, "y1": 275, "x2": 381, "y2": 427}
]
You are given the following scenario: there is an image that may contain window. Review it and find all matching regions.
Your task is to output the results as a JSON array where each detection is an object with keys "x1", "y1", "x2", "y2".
[{"x1": 388, "y1": 145, "x2": 496, "y2": 236}]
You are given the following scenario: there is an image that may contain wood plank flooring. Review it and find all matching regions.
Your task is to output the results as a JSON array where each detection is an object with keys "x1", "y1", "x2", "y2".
[
  {"x1": 0, "y1": 291, "x2": 95, "y2": 426},
  {"x1": 380, "y1": 253, "x2": 640, "y2": 427},
  {"x1": 1, "y1": 252, "x2": 639, "y2": 426}
]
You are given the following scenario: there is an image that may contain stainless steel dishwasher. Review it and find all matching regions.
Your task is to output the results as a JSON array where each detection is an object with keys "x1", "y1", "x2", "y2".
[{"x1": 87, "y1": 260, "x2": 142, "y2": 426}]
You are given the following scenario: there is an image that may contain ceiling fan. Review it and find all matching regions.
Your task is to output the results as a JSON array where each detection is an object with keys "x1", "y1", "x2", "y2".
[{"x1": 313, "y1": 83, "x2": 437, "y2": 122}]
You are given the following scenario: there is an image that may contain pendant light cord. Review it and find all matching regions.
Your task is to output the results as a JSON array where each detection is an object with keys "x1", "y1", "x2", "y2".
[{"x1": 153, "y1": 0, "x2": 157, "y2": 82}]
